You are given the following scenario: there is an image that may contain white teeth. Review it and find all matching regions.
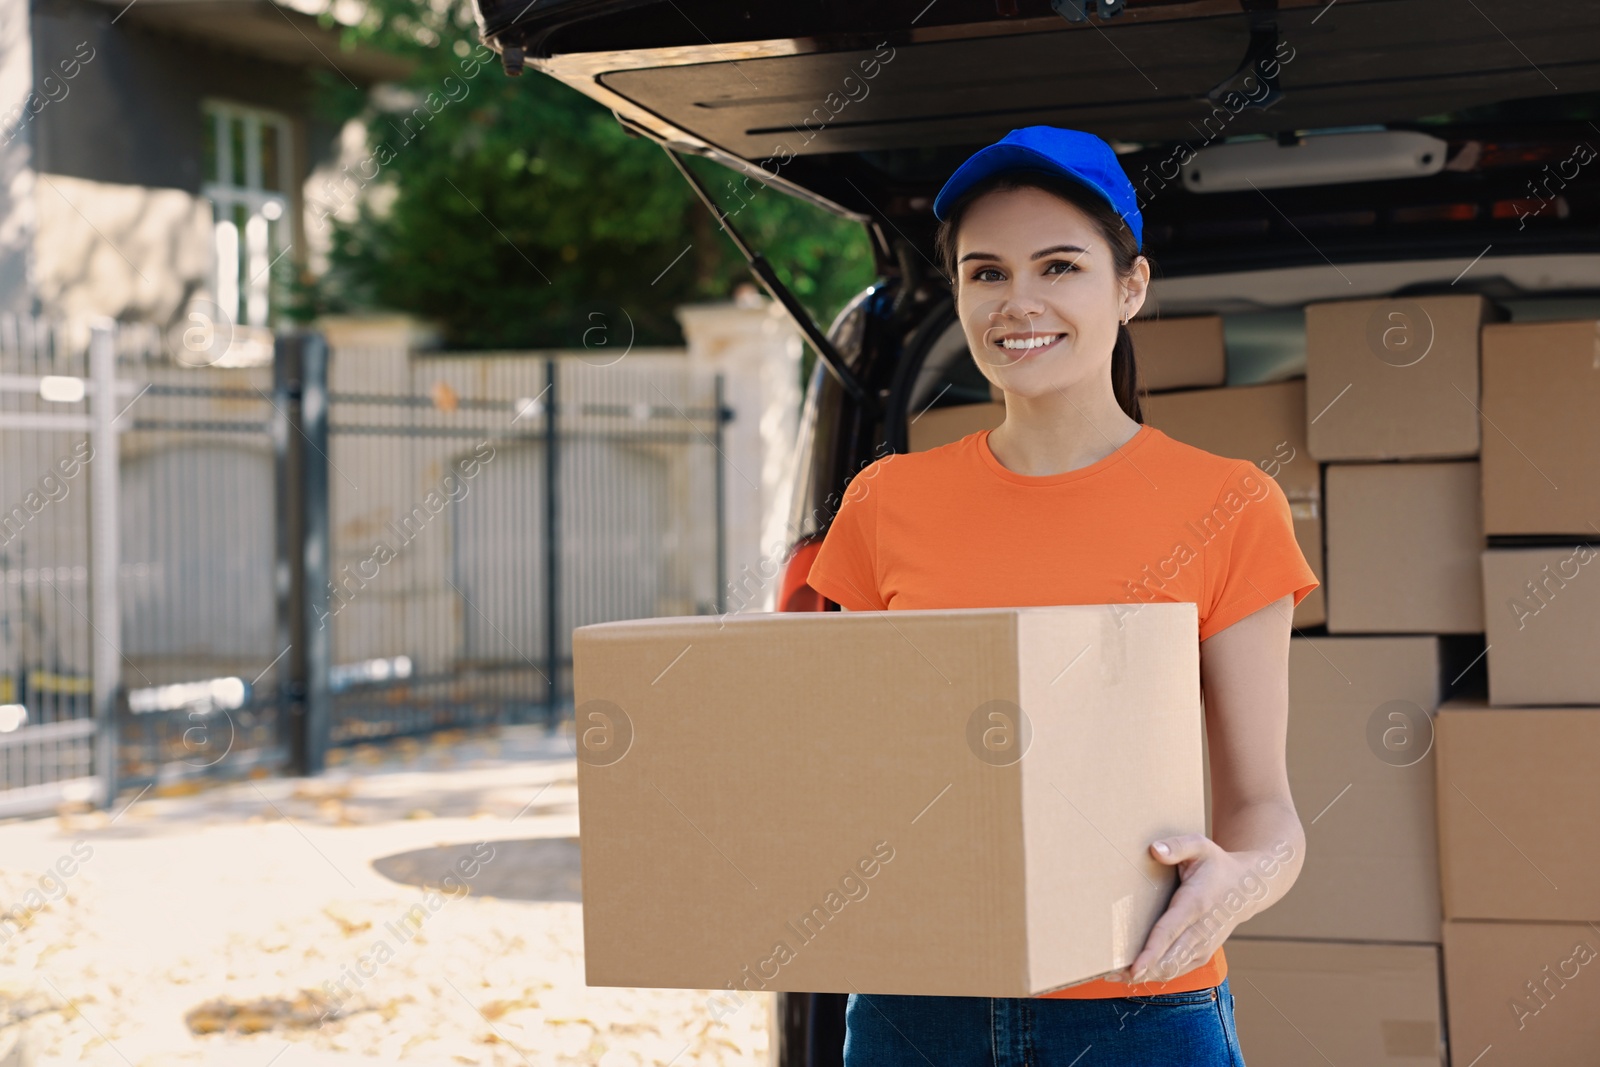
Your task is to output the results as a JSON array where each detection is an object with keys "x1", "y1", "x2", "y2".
[{"x1": 999, "y1": 334, "x2": 1062, "y2": 351}]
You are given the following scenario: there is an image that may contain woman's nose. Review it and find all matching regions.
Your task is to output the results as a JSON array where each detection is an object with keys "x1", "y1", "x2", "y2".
[{"x1": 989, "y1": 288, "x2": 1045, "y2": 325}]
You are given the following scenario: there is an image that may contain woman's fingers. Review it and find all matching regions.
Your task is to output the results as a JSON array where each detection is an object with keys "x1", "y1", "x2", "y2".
[
  {"x1": 1127, "y1": 883, "x2": 1206, "y2": 981},
  {"x1": 1152, "y1": 921, "x2": 1221, "y2": 982},
  {"x1": 1126, "y1": 836, "x2": 1226, "y2": 982},
  {"x1": 1150, "y1": 832, "x2": 1212, "y2": 867}
]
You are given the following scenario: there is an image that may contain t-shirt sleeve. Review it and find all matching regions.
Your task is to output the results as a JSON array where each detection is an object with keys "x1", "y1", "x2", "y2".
[
  {"x1": 1199, "y1": 460, "x2": 1320, "y2": 641},
  {"x1": 805, "y1": 461, "x2": 890, "y2": 611}
]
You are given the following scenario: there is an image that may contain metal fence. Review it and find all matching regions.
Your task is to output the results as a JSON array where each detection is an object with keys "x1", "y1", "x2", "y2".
[
  {"x1": 0, "y1": 314, "x2": 730, "y2": 815},
  {"x1": 0, "y1": 317, "x2": 106, "y2": 817},
  {"x1": 318, "y1": 341, "x2": 730, "y2": 752},
  {"x1": 116, "y1": 333, "x2": 286, "y2": 788}
]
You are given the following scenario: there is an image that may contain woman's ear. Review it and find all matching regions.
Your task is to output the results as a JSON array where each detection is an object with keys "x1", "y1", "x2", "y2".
[{"x1": 1121, "y1": 255, "x2": 1153, "y2": 321}]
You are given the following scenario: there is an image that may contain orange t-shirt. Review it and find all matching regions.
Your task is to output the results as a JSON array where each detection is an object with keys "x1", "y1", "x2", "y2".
[{"x1": 805, "y1": 422, "x2": 1319, "y2": 1000}]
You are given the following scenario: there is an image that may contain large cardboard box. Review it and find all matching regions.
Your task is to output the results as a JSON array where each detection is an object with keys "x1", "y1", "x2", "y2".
[
  {"x1": 908, "y1": 401, "x2": 1003, "y2": 452},
  {"x1": 1305, "y1": 294, "x2": 1497, "y2": 460},
  {"x1": 1324, "y1": 461, "x2": 1484, "y2": 633},
  {"x1": 1481, "y1": 547, "x2": 1600, "y2": 705},
  {"x1": 1444, "y1": 920, "x2": 1600, "y2": 1067},
  {"x1": 572, "y1": 604, "x2": 1206, "y2": 997},
  {"x1": 1226, "y1": 940, "x2": 1445, "y2": 1066},
  {"x1": 1481, "y1": 320, "x2": 1600, "y2": 535},
  {"x1": 1141, "y1": 380, "x2": 1325, "y2": 626},
  {"x1": 1233, "y1": 636, "x2": 1442, "y2": 942},
  {"x1": 1437, "y1": 699, "x2": 1600, "y2": 920},
  {"x1": 1128, "y1": 314, "x2": 1228, "y2": 392}
]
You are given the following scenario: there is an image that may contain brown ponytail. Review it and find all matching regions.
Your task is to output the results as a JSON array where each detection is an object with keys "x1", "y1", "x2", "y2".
[
  {"x1": 1111, "y1": 321, "x2": 1143, "y2": 423},
  {"x1": 934, "y1": 168, "x2": 1150, "y2": 424}
]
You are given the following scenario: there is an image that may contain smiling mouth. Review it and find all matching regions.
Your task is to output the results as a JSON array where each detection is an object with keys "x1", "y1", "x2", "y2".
[{"x1": 995, "y1": 333, "x2": 1064, "y2": 352}]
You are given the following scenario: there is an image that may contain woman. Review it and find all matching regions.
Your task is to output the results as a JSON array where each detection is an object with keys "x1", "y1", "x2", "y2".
[{"x1": 805, "y1": 126, "x2": 1319, "y2": 1065}]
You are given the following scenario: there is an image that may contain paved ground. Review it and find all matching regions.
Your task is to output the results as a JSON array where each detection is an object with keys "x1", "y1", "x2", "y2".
[{"x1": 0, "y1": 726, "x2": 772, "y2": 1066}]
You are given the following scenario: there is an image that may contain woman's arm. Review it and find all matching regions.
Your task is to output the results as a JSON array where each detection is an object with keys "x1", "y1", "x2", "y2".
[{"x1": 1115, "y1": 593, "x2": 1307, "y2": 985}]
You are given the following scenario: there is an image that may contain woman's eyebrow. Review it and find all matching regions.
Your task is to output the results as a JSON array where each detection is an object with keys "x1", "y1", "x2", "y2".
[{"x1": 957, "y1": 244, "x2": 1090, "y2": 265}]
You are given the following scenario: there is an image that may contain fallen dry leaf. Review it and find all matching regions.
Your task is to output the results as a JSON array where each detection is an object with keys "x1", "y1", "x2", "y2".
[
  {"x1": 184, "y1": 989, "x2": 338, "y2": 1035},
  {"x1": 321, "y1": 906, "x2": 372, "y2": 938}
]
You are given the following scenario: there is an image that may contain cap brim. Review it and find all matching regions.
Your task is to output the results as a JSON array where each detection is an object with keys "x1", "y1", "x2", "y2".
[{"x1": 932, "y1": 142, "x2": 1095, "y2": 221}]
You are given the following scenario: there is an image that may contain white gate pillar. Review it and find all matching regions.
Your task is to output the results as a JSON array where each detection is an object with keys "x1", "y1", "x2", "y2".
[{"x1": 676, "y1": 298, "x2": 803, "y2": 615}]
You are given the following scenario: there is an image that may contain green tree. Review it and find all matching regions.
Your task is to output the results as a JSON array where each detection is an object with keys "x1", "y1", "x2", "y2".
[{"x1": 302, "y1": 1, "x2": 875, "y2": 357}]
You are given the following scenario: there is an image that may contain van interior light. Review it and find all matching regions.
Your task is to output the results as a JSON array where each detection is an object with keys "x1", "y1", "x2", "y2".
[{"x1": 1181, "y1": 131, "x2": 1450, "y2": 193}]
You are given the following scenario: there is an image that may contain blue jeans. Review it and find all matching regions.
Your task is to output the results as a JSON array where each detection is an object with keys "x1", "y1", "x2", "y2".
[{"x1": 843, "y1": 978, "x2": 1244, "y2": 1066}]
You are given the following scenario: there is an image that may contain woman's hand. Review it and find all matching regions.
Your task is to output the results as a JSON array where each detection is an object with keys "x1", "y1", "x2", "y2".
[
  {"x1": 1106, "y1": 598, "x2": 1308, "y2": 987},
  {"x1": 1109, "y1": 832, "x2": 1290, "y2": 986}
]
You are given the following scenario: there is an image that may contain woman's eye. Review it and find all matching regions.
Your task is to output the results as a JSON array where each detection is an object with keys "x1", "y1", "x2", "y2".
[
  {"x1": 972, "y1": 267, "x2": 1003, "y2": 283},
  {"x1": 1044, "y1": 260, "x2": 1079, "y2": 275}
]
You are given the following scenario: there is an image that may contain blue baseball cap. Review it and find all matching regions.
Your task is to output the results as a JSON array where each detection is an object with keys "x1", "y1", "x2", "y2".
[{"x1": 932, "y1": 126, "x2": 1144, "y2": 250}]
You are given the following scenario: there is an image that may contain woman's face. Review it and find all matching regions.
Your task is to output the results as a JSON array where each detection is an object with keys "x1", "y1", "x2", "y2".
[{"x1": 953, "y1": 184, "x2": 1145, "y2": 399}]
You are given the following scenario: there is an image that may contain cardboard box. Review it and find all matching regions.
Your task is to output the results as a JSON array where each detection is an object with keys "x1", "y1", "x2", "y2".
[
  {"x1": 1324, "y1": 461, "x2": 1484, "y2": 633},
  {"x1": 1127, "y1": 314, "x2": 1227, "y2": 392},
  {"x1": 1305, "y1": 294, "x2": 1496, "y2": 460},
  {"x1": 1444, "y1": 920, "x2": 1600, "y2": 1067},
  {"x1": 1226, "y1": 940, "x2": 1444, "y2": 1066},
  {"x1": 572, "y1": 604, "x2": 1206, "y2": 997},
  {"x1": 1437, "y1": 699, "x2": 1600, "y2": 920},
  {"x1": 908, "y1": 401, "x2": 1003, "y2": 452},
  {"x1": 1481, "y1": 320, "x2": 1600, "y2": 535},
  {"x1": 1233, "y1": 636, "x2": 1442, "y2": 942},
  {"x1": 1482, "y1": 547, "x2": 1600, "y2": 705},
  {"x1": 1141, "y1": 380, "x2": 1325, "y2": 626}
]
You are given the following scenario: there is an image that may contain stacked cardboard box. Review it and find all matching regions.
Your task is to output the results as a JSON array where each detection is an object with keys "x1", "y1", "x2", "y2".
[
  {"x1": 1322, "y1": 459, "x2": 1484, "y2": 632},
  {"x1": 1127, "y1": 314, "x2": 1227, "y2": 392},
  {"x1": 1226, "y1": 636, "x2": 1449, "y2": 1065},
  {"x1": 1305, "y1": 294, "x2": 1497, "y2": 461},
  {"x1": 1307, "y1": 296, "x2": 1495, "y2": 634},
  {"x1": 1434, "y1": 318, "x2": 1600, "y2": 1065},
  {"x1": 1221, "y1": 295, "x2": 1514, "y2": 1066},
  {"x1": 1233, "y1": 637, "x2": 1443, "y2": 942},
  {"x1": 1478, "y1": 320, "x2": 1600, "y2": 536},
  {"x1": 1226, "y1": 940, "x2": 1445, "y2": 1065},
  {"x1": 1436, "y1": 701, "x2": 1600, "y2": 1065},
  {"x1": 1478, "y1": 319, "x2": 1600, "y2": 706},
  {"x1": 1228, "y1": 300, "x2": 1600, "y2": 1066}
]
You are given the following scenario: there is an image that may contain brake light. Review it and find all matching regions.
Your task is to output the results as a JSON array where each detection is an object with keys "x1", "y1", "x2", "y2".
[
  {"x1": 1491, "y1": 196, "x2": 1568, "y2": 220},
  {"x1": 1390, "y1": 202, "x2": 1479, "y2": 223}
]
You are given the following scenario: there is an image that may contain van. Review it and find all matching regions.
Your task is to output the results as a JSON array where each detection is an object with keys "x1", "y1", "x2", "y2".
[{"x1": 468, "y1": 2, "x2": 1600, "y2": 1063}]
